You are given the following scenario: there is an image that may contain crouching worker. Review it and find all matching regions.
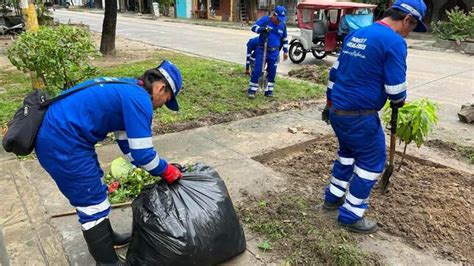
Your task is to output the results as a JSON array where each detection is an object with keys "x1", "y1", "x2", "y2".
[
  {"x1": 35, "y1": 60, "x2": 183, "y2": 265},
  {"x1": 245, "y1": 36, "x2": 259, "y2": 75}
]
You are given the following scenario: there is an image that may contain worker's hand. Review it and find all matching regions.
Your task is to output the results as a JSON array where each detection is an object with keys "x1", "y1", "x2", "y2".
[
  {"x1": 390, "y1": 100, "x2": 405, "y2": 109},
  {"x1": 245, "y1": 69, "x2": 250, "y2": 75},
  {"x1": 322, "y1": 105, "x2": 330, "y2": 125},
  {"x1": 283, "y1": 53, "x2": 289, "y2": 61},
  {"x1": 263, "y1": 26, "x2": 273, "y2": 33},
  {"x1": 160, "y1": 163, "x2": 182, "y2": 184}
]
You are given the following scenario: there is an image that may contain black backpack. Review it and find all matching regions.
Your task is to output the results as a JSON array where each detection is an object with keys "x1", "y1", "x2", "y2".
[{"x1": 2, "y1": 80, "x2": 134, "y2": 156}]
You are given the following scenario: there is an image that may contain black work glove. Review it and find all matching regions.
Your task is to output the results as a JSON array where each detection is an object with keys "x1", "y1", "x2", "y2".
[
  {"x1": 322, "y1": 106, "x2": 330, "y2": 125},
  {"x1": 390, "y1": 100, "x2": 405, "y2": 109},
  {"x1": 262, "y1": 26, "x2": 272, "y2": 33}
]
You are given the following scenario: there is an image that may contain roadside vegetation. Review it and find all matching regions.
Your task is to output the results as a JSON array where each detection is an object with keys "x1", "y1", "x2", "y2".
[
  {"x1": 1, "y1": 42, "x2": 324, "y2": 135},
  {"x1": 432, "y1": 7, "x2": 474, "y2": 43}
]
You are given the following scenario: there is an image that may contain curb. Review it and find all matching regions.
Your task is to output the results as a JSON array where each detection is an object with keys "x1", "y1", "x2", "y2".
[{"x1": 0, "y1": 225, "x2": 9, "y2": 266}]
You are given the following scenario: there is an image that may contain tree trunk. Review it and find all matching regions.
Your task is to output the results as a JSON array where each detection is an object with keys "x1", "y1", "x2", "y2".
[
  {"x1": 119, "y1": 0, "x2": 126, "y2": 12},
  {"x1": 100, "y1": 0, "x2": 117, "y2": 55}
]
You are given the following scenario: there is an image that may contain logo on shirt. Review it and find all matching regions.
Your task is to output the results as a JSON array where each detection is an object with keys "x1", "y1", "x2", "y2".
[{"x1": 347, "y1": 37, "x2": 367, "y2": 50}]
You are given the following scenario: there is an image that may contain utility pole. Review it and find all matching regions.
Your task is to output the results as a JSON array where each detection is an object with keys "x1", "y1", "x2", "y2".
[{"x1": 19, "y1": 0, "x2": 45, "y2": 89}]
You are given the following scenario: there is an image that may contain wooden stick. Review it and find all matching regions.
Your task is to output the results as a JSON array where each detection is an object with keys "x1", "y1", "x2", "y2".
[{"x1": 49, "y1": 201, "x2": 133, "y2": 219}]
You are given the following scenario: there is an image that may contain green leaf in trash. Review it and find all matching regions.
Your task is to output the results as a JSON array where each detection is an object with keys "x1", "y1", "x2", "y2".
[
  {"x1": 257, "y1": 240, "x2": 272, "y2": 251},
  {"x1": 110, "y1": 157, "x2": 134, "y2": 178}
]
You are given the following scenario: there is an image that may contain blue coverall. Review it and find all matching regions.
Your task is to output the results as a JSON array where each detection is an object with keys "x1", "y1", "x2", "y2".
[
  {"x1": 324, "y1": 22, "x2": 407, "y2": 224},
  {"x1": 35, "y1": 77, "x2": 169, "y2": 229},
  {"x1": 245, "y1": 37, "x2": 259, "y2": 72},
  {"x1": 248, "y1": 16, "x2": 288, "y2": 96}
]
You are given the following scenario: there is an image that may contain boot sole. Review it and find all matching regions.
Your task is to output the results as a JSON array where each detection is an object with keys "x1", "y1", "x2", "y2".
[
  {"x1": 321, "y1": 204, "x2": 340, "y2": 211},
  {"x1": 338, "y1": 223, "x2": 378, "y2": 234}
]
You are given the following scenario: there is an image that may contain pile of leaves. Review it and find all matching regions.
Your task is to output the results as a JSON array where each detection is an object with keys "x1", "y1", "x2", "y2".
[
  {"x1": 288, "y1": 65, "x2": 329, "y2": 85},
  {"x1": 103, "y1": 157, "x2": 161, "y2": 204}
]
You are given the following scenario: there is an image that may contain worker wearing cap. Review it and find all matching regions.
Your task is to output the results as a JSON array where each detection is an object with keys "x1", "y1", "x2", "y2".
[
  {"x1": 35, "y1": 60, "x2": 184, "y2": 264},
  {"x1": 247, "y1": 5, "x2": 289, "y2": 98},
  {"x1": 321, "y1": 0, "x2": 426, "y2": 233}
]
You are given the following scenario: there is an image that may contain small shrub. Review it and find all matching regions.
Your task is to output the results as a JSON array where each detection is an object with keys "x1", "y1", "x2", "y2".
[
  {"x1": 7, "y1": 25, "x2": 99, "y2": 95},
  {"x1": 431, "y1": 6, "x2": 474, "y2": 42},
  {"x1": 382, "y1": 98, "x2": 439, "y2": 170}
]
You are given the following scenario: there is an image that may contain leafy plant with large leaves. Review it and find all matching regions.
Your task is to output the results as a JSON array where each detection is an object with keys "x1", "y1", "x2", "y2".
[
  {"x1": 104, "y1": 157, "x2": 161, "y2": 204},
  {"x1": 432, "y1": 6, "x2": 474, "y2": 43},
  {"x1": 382, "y1": 98, "x2": 439, "y2": 170},
  {"x1": 7, "y1": 25, "x2": 99, "y2": 94}
]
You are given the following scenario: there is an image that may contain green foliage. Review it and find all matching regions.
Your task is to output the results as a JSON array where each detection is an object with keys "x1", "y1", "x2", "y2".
[
  {"x1": 432, "y1": 7, "x2": 474, "y2": 42},
  {"x1": 257, "y1": 240, "x2": 272, "y2": 251},
  {"x1": 35, "y1": 2, "x2": 55, "y2": 25},
  {"x1": 110, "y1": 157, "x2": 134, "y2": 178},
  {"x1": 7, "y1": 25, "x2": 99, "y2": 95},
  {"x1": 1, "y1": 50, "x2": 324, "y2": 128},
  {"x1": 104, "y1": 157, "x2": 161, "y2": 204},
  {"x1": 382, "y1": 98, "x2": 439, "y2": 148}
]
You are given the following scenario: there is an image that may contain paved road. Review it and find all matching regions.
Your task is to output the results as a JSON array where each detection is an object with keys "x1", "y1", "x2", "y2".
[{"x1": 53, "y1": 9, "x2": 474, "y2": 144}]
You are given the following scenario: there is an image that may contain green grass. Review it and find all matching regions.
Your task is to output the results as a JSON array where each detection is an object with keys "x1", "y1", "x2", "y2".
[
  {"x1": 0, "y1": 71, "x2": 32, "y2": 125},
  {"x1": 0, "y1": 50, "x2": 324, "y2": 129}
]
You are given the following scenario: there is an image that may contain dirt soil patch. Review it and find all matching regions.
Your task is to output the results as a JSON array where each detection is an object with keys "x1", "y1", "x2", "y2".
[
  {"x1": 90, "y1": 33, "x2": 159, "y2": 68},
  {"x1": 288, "y1": 65, "x2": 329, "y2": 84},
  {"x1": 425, "y1": 139, "x2": 474, "y2": 164},
  {"x1": 243, "y1": 136, "x2": 473, "y2": 263}
]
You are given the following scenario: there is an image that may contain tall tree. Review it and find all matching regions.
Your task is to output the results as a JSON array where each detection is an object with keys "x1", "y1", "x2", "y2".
[{"x1": 100, "y1": 0, "x2": 117, "y2": 55}]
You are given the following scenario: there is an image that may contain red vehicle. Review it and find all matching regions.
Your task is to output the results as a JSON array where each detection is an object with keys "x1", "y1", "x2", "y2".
[{"x1": 289, "y1": 1, "x2": 377, "y2": 63}]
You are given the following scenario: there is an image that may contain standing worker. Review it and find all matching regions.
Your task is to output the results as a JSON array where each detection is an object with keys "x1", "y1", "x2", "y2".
[
  {"x1": 35, "y1": 60, "x2": 184, "y2": 265},
  {"x1": 247, "y1": 5, "x2": 289, "y2": 98},
  {"x1": 321, "y1": 0, "x2": 426, "y2": 233}
]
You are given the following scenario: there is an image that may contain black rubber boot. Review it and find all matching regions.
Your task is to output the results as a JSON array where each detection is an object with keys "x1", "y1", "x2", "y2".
[
  {"x1": 82, "y1": 219, "x2": 126, "y2": 265},
  {"x1": 322, "y1": 197, "x2": 345, "y2": 210},
  {"x1": 108, "y1": 222, "x2": 131, "y2": 248},
  {"x1": 339, "y1": 218, "x2": 378, "y2": 234}
]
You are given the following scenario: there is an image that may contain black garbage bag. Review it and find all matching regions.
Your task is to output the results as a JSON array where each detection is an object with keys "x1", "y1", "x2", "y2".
[{"x1": 126, "y1": 163, "x2": 246, "y2": 265}]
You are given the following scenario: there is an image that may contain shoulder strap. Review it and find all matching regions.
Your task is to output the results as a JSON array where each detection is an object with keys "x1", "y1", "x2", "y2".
[{"x1": 40, "y1": 80, "x2": 138, "y2": 107}]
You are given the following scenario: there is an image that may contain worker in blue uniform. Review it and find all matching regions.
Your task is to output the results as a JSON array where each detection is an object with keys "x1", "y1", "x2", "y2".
[
  {"x1": 245, "y1": 36, "x2": 259, "y2": 75},
  {"x1": 35, "y1": 60, "x2": 183, "y2": 265},
  {"x1": 247, "y1": 5, "x2": 289, "y2": 98},
  {"x1": 321, "y1": 0, "x2": 426, "y2": 233}
]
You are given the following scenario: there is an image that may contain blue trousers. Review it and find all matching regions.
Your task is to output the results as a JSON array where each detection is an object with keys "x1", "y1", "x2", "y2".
[
  {"x1": 35, "y1": 125, "x2": 110, "y2": 226},
  {"x1": 248, "y1": 47, "x2": 279, "y2": 94},
  {"x1": 324, "y1": 110, "x2": 386, "y2": 224}
]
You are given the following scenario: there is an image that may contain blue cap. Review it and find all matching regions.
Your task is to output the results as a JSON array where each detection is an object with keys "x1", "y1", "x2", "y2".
[
  {"x1": 274, "y1": 5, "x2": 287, "y2": 23},
  {"x1": 392, "y1": 0, "x2": 427, "y2": 32},
  {"x1": 156, "y1": 60, "x2": 183, "y2": 111}
]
